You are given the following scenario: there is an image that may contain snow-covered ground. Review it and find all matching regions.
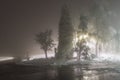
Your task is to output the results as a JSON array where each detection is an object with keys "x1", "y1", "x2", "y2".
[
  {"x1": 94, "y1": 53, "x2": 120, "y2": 62},
  {"x1": 58, "y1": 53, "x2": 120, "y2": 70}
]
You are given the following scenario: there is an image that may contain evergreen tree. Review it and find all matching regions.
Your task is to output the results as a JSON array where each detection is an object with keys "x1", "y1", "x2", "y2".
[{"x1": 56, "y1": 5, "x2": 74, "y2": 60}]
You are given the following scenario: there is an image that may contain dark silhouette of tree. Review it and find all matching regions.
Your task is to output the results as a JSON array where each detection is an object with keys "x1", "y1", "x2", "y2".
[
  {"x1": 78, "y1": 14, "x2": 88, "y2": 33},
  {"x1": 56, "y1": 5, "x2": 74, "y2": 61},
  {"x1": 36, "y1": 30, "x2": 55, "y2": 59}
]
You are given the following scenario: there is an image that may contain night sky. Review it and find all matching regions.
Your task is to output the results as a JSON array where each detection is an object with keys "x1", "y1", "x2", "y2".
[{"x1": 0, "y1": 0, "x2": 119, "y2": 57}]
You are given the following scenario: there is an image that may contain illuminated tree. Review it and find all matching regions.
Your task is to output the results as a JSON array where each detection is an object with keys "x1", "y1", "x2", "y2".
[
  {"x1": 56, "y1": 5, "x2": 74, "y2": 60},
  {"x1": 75, "y1": 14, "x2": 89, "y2": 60},
  {"x1": 36, "y1": 30, "x2": 55, "y2": 59}
]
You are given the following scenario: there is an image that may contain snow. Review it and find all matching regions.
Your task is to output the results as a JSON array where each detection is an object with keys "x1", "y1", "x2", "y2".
[{"x1": 94, "y1": 53, "x2": 120, "y2": 62}]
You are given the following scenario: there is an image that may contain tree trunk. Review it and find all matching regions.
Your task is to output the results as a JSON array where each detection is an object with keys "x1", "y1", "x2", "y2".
[
  {"x1": 78, "y1": 51, "x2": 81, "y2": 61},
  {"x1": 96, "y1": 39, "x2": 98, "y2": 56},
  {"x1": 116, "y1": 31, "x2": 120, "y2": 52},
  {"x1": 77, "y1": 47, "x2": 82, "y2": 61},
  {"x1": 45, "y1": 50, "x2": 48, "y2": 59}
]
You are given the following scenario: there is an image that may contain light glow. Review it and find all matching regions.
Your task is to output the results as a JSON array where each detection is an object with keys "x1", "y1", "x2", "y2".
[
  {"x1": 78, "y1": 34, "x2": 89, "y2": 40},
  {"x1": 0, "y1": 57, "x2": 14, "y2": 61},
  {"x1": 73, "y1": 52, "x2": 77, "y2": 58},
  {"x1": 86, "y1": 37, "x2": 96, "y2": 49},
  {"x1": 29, "y1": 53, "x2": 54, "y2": 60}
]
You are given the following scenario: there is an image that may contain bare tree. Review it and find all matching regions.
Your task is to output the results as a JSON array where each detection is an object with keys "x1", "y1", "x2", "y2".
[{"x1": 36, "y1": 30, "x2": 55, "y2": 59}]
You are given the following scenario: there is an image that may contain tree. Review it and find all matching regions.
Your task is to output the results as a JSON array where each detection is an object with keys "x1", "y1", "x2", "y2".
[
  {"x1": 90, "y1": 0, "x2": 111, "y2": 55},
  {"x1": 76, "y1": 14, "x2": 89, "y2": 60},
  {"x1": 56, "y1": 5, "x2": 74, "y2": 60},
  {"x1": 78, "y1": 14, "x2": 88, "y2": 33},
  {"x1": 36, "y1": 30, "x2": 55, "y2": 59}
]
